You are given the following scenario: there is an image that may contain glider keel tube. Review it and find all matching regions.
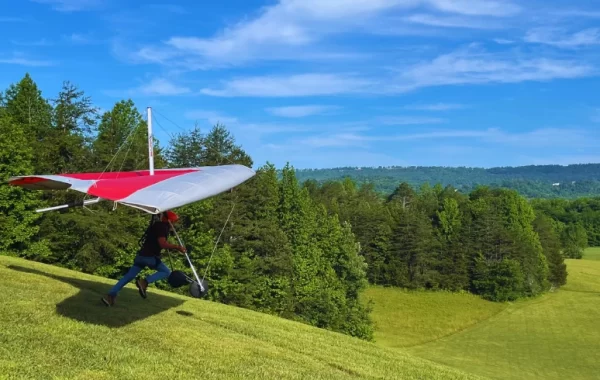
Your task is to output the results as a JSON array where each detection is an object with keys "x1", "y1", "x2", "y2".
[{"x1": 36, "y1": 197, "x2": 102, "y2": 213}]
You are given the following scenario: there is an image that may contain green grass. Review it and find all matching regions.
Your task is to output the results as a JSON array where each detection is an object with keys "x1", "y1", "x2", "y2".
[
  {"x1": 583, "y1": 246, "x2": 600, "y2": 260},
  {"x1": 362, "y1": 287, "x2": 507, "y2": 348},
  {"x1": 366, "y1": 247, "x2": 600, "y2": 380},
  {"x1": 0, "y1": 255, "x2": 481, "y2": 380}
]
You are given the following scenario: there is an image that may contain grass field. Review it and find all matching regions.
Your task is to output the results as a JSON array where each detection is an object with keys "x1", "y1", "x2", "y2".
[
  {"x1": 0, "y1": 254, "x2": 480, "y2": 380},
  {"x1": 584, "y1": 246, "x2": 600, "y2": 260},
  {"x1": 366, "y1": 247, "x2": 600, "y2": 380},
  {"x1": 362, "y1": 288, "x2": 507, "y2": 348}
]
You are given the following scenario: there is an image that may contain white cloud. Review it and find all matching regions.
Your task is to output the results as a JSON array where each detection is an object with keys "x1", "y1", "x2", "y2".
[
  {"x1": 0, "y1": 52, "x2": 54, "y2": 66},
  {"x1": 393, "y1": 46, "x2": 594, "y2": 92},
  {"x1": 378, "y1": 116, "x2": 446, "y2": 125},
  {"x1": 105, "y1": 78, "x2": 191, "y2": 97},
  {"x1": 183, "y1": 110, "x2": 314, "y2": 136},
  {"x1": 524, "y1": 27, "x2": 600, "y2": 48},
  {"x1": 286, "y1": 127, "x2": 598, "y2": 149},
  {"x1": 298, "y1": 133, "x2": 369, "y2": 148},
  {"x1": 266, "y1": 105, "x2": 339, "y2": 117},
  {"x1": 67, "y1": 33, "x2": 93, "y2": 44},
  {"x1": 201, "y1": 73, "x2": 373, "y2": 97},
  {"x1": 138, "y1": 78, "x2": 191, "y2": 96},
  {"x1": 404, "y1": 103, "x2": 467, "y2": 111},
  {"x1": 425, "y1": 0, "x2": 520, "y2": 17},
  {"x1": 404, "y1": 14, "x2": 501, "y2": 29},
  {"x1": 201, "y1": 46, "x2": 595, "y2": 97},
  {"x1": 493, "y1": 38, "x2": 514, "y2": 44},
  {"x1": 30, "y1": 0, "x2": 102, "y2": 12},
  {"x1": 127, "y1": 0, "x2": 521, "y2": 68},
  {"x1": 184, "y1": 110, "x2": 238, "y2": 125}
]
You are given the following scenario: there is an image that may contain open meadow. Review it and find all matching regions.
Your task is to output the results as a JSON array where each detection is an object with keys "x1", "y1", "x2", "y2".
[{"x1": 365, "y1": 247, "x2": 600, "y2": 380}]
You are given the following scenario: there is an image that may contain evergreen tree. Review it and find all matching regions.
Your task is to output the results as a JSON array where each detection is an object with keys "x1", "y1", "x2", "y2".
[
  {"x1": 1, "y1": 73, "x2": 54, "y2": 173},
  {"x1": 0, "y1": 113, "x2": 50, "y2": 258},
  {"x1": 533, "y1": 214, "x2": 567, "y2": 287}
]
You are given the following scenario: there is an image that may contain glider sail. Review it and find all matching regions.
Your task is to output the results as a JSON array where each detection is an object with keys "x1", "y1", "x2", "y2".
[{"x1": 7, "y1": 107, "x2": 256, "y2": 214}]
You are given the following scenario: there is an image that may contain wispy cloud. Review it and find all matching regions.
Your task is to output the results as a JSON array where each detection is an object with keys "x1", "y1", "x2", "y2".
[
  {"x1": 201, "y1": 73, "x2": 373, "y2": 97},
  {"x1": 404, "y1": 14, "x2": 501, "y2": 29},
  {"x1": 298, "y1": 133, "x2": 369, "y2": 148},
  {"x1": 201, "y1": 45, "x2": 595, "y2": 97},
  {"x1": 524, "y1": 27, "x2": 600, "y2": 48},
  {"x1": 67, "y1": 33, "x2": 95, "y2": 44},
  {"x1": 284, "y1": 127, "x2": 598, "y2": 150},
  {"x1": 378, "y1": 116, "x2": 446, "y2": 125},
  {"x1": 184, "y1": 110, "x2": 238, "y2": 125},
  {"x1": 106, "y1": 78, "x2": 191, "y2": 97},
  {"x1": 404, "y1": 103, "x2": 467, "y2": 111},
  {"x1": 493, "y1": 38, "x2": 514, "y2": 44},
  {"x1": 30, "y1": 0, "x2": 102, "y2": 12},
  {"x1": 137, "y1": 78, "x2": 191, "y2": 96},
  {"x1": 424, "y1": 0, "x2": 520, "y2": 17},
  {"x1": 266, "y1": 105, "x2": 340, "y2": 117},
  {"x1": 0, "y1": 52, "x2": 54, "y2": 66},
  {"x1": 392, "y1": 45, "x2": 594, "y2": 92},
  {"x1": 184, "y1": 109, "x2": 314, "y2": 137},
  {"x1": 125, "y1": 0, "x2": 521, "y2": 68}
]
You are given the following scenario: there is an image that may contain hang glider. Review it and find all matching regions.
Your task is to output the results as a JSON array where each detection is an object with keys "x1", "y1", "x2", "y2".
[
  {"x1": 6, "y1": 107, "x2": 256, "y2": 214},
  {"x1": 8, "y1": 165, "x2": 255, "y2": 214}
]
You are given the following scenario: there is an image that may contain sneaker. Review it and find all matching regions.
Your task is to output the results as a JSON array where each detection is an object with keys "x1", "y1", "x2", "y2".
[
  {"x1": 136, "y1": 278, "x2": 148, "y2": 299},
  {"x1": 102, "y1": 295, "x2": 115, "y2": 306}
]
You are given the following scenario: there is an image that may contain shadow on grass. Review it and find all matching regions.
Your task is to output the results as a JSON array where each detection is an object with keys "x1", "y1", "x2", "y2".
[{"x1": 8, "y1": 265, "x2": 185, "y2": 328}]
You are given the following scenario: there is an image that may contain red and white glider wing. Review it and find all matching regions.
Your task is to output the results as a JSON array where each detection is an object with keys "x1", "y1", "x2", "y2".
[{"x1": 8, "y1": 164, "x2": 255, "y2": 214}]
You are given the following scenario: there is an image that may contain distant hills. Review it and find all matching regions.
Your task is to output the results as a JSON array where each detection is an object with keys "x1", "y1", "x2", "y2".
[{"x1": 293, "y1": 163, "x2": 600, "y2": 199}]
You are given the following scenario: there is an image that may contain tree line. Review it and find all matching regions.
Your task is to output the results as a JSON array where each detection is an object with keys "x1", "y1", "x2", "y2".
[
  {"x1": 305, "y1": 178, "x2": 597, "y2": 302},
  {"x1": 0, "y1": 74, "x2": 597, "y2": 342},
  {"x1": 295, "y1": 165, "x2": 600, "y2": 199}
]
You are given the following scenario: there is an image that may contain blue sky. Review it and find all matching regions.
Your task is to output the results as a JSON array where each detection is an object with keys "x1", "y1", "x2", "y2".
[{"x1": 2, "y1": 0, "x2": 600, "y2": 169}]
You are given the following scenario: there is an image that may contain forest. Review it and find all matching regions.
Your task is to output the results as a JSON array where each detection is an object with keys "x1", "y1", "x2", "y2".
[
  {"x1": 295, "y1": 165, "x2": 600, "y2": 199},
  {"x1": 0, "y1": 74, "x2": 598, "y2": 342}
]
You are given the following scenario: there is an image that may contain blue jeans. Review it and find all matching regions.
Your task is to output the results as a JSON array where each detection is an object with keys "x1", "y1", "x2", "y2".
[{"x1": 108, "y1": 255, "x2": 171, "y2": 297}]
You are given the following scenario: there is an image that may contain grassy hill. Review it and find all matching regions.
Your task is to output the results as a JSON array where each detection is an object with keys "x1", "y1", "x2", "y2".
[
  {"x1": 0, "y1": 254, "x2": 480, "y2": 380},
  {"x1": 365, "y1": 248, "x2": 600, "y2": 380},
  {"x1": 3, "y1": 249, "x2": 598, "y2": 380}
]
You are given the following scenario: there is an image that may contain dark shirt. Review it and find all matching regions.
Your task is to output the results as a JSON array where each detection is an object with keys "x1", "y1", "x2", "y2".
[{"x1": 139, "y1": 221, "x2": 170, "y2": 257}]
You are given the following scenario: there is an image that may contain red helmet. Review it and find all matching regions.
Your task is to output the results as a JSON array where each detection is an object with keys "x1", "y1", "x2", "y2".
[{"x1": 162, "y1": 210, "x2": 179, "y2": 222}]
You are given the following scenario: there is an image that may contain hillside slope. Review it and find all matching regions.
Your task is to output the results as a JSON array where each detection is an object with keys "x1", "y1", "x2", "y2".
[{"x1": 0, "y1": 255, "x2": 482, "y2": 380}]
